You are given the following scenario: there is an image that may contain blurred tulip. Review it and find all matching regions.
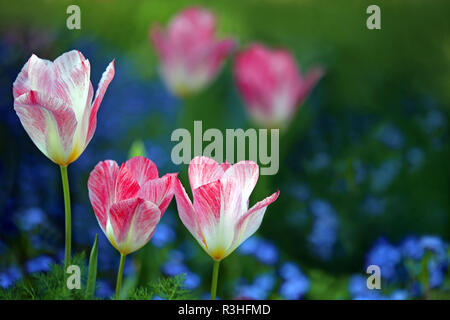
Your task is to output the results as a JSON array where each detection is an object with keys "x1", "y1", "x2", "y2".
[
  {"x1": 234, "y1": 44, "x2": 323, "y2": 129},
  {"x1": 174, "y1": 156, "x2": 279, "y2": 261},
  {"x1": 88, "y1": 156, "x2": 176, "y2": 255},
  {"x1": 13, "y1": 50, "x2": 115, "y2": 166},
  {"x1": 150, "y1": 7, "x2": 235, "y2": 96}
]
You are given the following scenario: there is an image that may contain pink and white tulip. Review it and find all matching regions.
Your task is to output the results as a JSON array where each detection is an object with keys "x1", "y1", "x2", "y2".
[
  {"x1": 13, "y1": 50, "x2": 115, "y2": 166},
  {"x1": 150, "y1": 7, "x2": 235, "y2": 96},
  {"x1": 174, "y1": 156, "x2": 279, "y2": 261},
  {"x1": 234, "y1": 44, "x2": 323, "y2": 128},
  {"x1": 88, "y1": 156, "x2": 177, "y2": 255}
]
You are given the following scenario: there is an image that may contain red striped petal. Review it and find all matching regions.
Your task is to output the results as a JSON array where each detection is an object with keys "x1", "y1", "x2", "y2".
[
  {"x1": 109, "y1": 198, "x2": 161, "y2": 254},
  {"x1": 173, "y1": 178, "x2": 204, "y2": 245},
  {"x1": 14, "y1": 90, "x2": 78, "y2": 165},
  {"x1": 235, "y1": 190, "x2": 279, "y2": 244},
  {"x1": 116, "y1": 165, "x2": 140, "y2": 202},
  {"x1": 87, "y1": 160, "x2": 120, "y2": 232},
  {"x1": 193, "y1": 180, "x2": 222, "y2": 228},
  {"x1": 221, "y1": 160, "x2": 259, "y2": 204},
  {"x1": 139, "y1": 173, "x2": 177, "y2": 215},
  {"x1": 86, "y1": 59, "x2": 115, "y2": 144},
  {"x1": 188, "y1": 156, "x2": 225, "y2": 191},
  {"x1": 123, "y1": 156, "x2": 159, "y2": 186}
]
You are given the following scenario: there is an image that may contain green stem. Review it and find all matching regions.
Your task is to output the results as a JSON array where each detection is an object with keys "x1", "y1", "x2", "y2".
[
  {"x1": 60, "y1": 165, "x2": 71, "y2": 269},
  {"x1": 210, "y1": 260, "x2": 220, "y2": 300},
  {"x1": 115, "y1": 254, "x2": 126, "y2": 300}
]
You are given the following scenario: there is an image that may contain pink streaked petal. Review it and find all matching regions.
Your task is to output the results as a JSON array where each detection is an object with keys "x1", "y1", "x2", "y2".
[
  {"x1": 86, "y1": 60, "x2": 115, "y2": 144},
  {"x1": 123, "y1": 156, "x2": 159, "y2": 186},
  {"x1": 14, "y1": 90, "x2": 78, "y2": 164},
  {"x1": 150, "y1": 24, "x2": 169, "y2": 60},
  {"x1": 26, "y1": 54, "x2": 53, "y2": 95},
  {"x1": 173, "y1": 178, "x2": 204, "y2": 245},
  {"x1": 188, "y1": 156, "x2": 225, "y2": 191},
  {"x1": 297, "y1": 66, "x2": 324, "y2": 104},
  {"x1": 87, "y1": 160, "x2": 120, "y2": 232},
  {"x1": 116, "y1": 165, "x2": 140, "y2": 202},
  {"x1": 207, "y1": 38, "x2": 235, "y2": 74},
  {"x1": 109, "y1": 198, "x2": 161, "y2": 254},
  {"x1": 221, "y1": 160, "x2": 259, "y2": 204},
  {"x1": 235, "y1": 190, "x2": 280, "y2": 244},
  {"x1": 193, "y1": 180, "x2": 221, "y2": 228},
  {"x1": 139, "y1": 173, "x2": 177, "y2": 215},
  {"x1": 13, "y1": 59, "x2": 30, "y2": 99}
]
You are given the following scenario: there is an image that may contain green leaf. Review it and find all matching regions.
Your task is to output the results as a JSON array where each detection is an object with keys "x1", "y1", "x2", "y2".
[
  {"x1": 128, "y1": 140, "x2": 146, "y2": 158},
  {"x1": 85, "y1": 234, "x2": 98, "y2": 299}
]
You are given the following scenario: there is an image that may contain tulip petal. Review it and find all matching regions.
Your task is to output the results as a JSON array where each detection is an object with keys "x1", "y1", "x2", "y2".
[
  {"x1": 87, "y1": 160, "x2": 120, "y2": 232},
  {"x1": 123, "y1": 156, "x2": 159, "y2": 186},
  {"x1": 116, "y1": 165, "x2": 140, "y2": 202},
  {"x1": 86, "y1": 60, "x2": 115, "y2": 144},
  {"x1": 235, "y1": 190, "x2": 280, "y2": 246},
  {"x1": 221, "y1": 160, "x2": 259, "y2": 205},
  {"x1": 193, "y1": 180, "x2": 221, "y2": 227},
  {"x1": 13, "y1": 59, "x2": 31, "y2": 99},
  {"x1": 188, "y1": 156, "x2": 225, "y2": 190},
  {"x1": 173, "y1": 178, "x2": 205, "y2": 247},
  {"x1": 139, "y1": 173, "x2": 177, "y2": 215},
  {"x1": 14, "y1": 90, "x2": 78, "y2": 165},
  {"x1": 109, "y1": 198, "x2": 161, "y2": 255}
]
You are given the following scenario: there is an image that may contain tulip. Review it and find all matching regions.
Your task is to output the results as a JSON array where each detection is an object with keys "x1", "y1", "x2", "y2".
[
  {"x1": 173, "y1": 156, "x2": 279, "y2": 299},
  {"x1": 234, "y1": 44, "x2": 323, "y2": 129},
  {"x1": 150, "y1": 7, "x2": 235, "y2": 96},
  {"x1": 88, "y1": 156, "x2": 176, "y2": 299},
  {"x1": 12, "y1": 50, "x2": 115, "y2": 268}
]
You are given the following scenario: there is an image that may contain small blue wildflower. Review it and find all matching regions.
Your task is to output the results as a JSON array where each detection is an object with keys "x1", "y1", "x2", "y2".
[
  {"x1": 406, "y1": 147, "x2": 424, "y2": 171},
  {"x1": 151, "y1": 223, "x2": 176, "y2": 248},
  {"x1": 0, "y1": 266, "x2": 22, "y2": 289},
  {"x1": 390, "y1": 289, "x2": 408, "y2": 300},
  {"x1": 401, "y1": 236, "x2": 424, "y2": 260},
  {"x1": 96, "y1": 280, "x2": 114, "y2": 299},
  {"x1": 377, "y1": 124, "x2": 404, "y2": 150},
  {"x1": 238, "y1": 237, "x2": 260, "y2": 256},
  {"x1": 279, "y1": 275, "x2": 310, "y2": 299},
  {"x1": 25, "y1": 255, "x2": 53, "y2": 273},
  {"x1": 370, "y1": 158, "x2": 402, "y2": 192},
  {"x1": 254, "y1": 240, "x2": 279, "y2": 265},
  {"x1": 16, "y1": 207, "x2": 45, "y2": 231},
  {"x1": 308, "y1": 199, "x2": 339, "y2": 260},
  {"x1": 184, "y1": 271, "x2": 201, "y2": 290},
  {"x1": 366, "y1": 238, "x2": 401, "y2": 281},
  {"x1": 279, "y1": 262, "x2": 303, "y2": 280}
]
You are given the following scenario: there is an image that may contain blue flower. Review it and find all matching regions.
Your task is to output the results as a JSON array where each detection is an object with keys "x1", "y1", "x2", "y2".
[
  {"x1": 308, "y1": 199, "x2": 339, "y2": 260},
  {"x1": 348, "y1": 274, "x2": 385, "y2": 300},
  {"x1": 15, "y1": 207, "x2": 46, "y2": 231},
  {"x1": 279, "y1": 275, "x2": 310, "y2": 299},
  {"x1": 254, "y1": 240, "x2": 279, "y2": 265},
  {"x1": 161, "y1": 262, "x2": 188, "y2": 277},
  {"x1": 406, "y1": 147, "x2": 424, "y2": 171},
  {"x1": 238, "y1": 237, "x2": 260, "y2": 256},
  {"x1": 366, "y1": 238, "x2": 401, "y2": 281},
  {"x1": 151, "y1": 223, "x2": 176, "y2": 248},
  {"x1": 279, "y1": 262, "x2": 303, "y2": 280},
  {"x1": 0, "y1": 266, "x2": 22, "y2": 289},
  {"x1": 96, "y1": 279, "x2": 114, "y2": 299},
  {"x1": 377, "y1": 124, "x2": 404, "y2": 150},
  {"x1": 370, "y1": 158, "x2": 402, "y2": 192},
  {"x1": 184, "y1": 271, "x2": 201, "y2": 290},
  {"x1": 25, "y1": 255, "x2": 53, "y2": 273},
  {"x1": 390, "y1": 289, "x2": 408, "y2": 300},
  {"x1": 401, "y1": 236, "x2": 424, "y2": 260},
  {"x1": 234, "y1": 273, "x2": 276, "y2": 300}
]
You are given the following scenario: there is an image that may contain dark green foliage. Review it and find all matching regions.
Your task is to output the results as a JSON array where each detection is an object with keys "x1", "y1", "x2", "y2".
[{"x1": 129, "y1": 274, "x2": 191, "y2": 300}]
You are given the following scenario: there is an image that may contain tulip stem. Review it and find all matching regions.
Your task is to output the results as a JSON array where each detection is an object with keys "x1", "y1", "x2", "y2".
[
  {"x1": 210, "y1": 260, "x2": 220, "y2": 300},
  {"x1": 60, "y1": 165, "x2": 71, "y2": 269},
  {"x1": 115, "y1": 254, "x2": 126, "y2": 299}
]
